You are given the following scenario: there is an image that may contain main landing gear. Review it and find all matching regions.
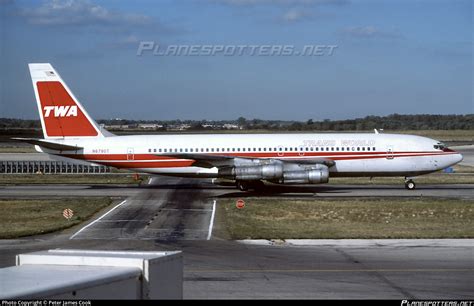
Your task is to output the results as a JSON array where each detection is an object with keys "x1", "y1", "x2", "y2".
[
  {"x1": 404, "y1": 179, "x2": 416, "y2": 190},
  {"x1": 236, "y1": 180, "x2": 265, "y2": 191}
]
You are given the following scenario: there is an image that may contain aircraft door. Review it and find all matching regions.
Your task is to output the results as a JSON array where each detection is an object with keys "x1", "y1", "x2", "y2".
[
  {"x1": 386, "y1": 146, "x2": 394, "y2": 160},
  {"x1": 127, "y1": 148, "x2": 134, "y2": 161}
]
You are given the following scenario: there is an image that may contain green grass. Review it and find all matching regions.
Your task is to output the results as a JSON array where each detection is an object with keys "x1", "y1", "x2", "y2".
[
  {"x1": 0, "y1": 174, "x2": 148, "y2": 185},
  {"x1": 0, "y1": 146, "x2": 36, "y2": 153},
  {"x1": 0, "y1": 197, "x2": 113, "y2": 238},
  {"x1": 218, "y1": 197, "x2": 474, "y2": 239}
]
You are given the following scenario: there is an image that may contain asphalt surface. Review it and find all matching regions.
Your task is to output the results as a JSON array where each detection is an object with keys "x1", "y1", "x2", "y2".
[
  {"x1": 69, "y1": 176, "x2": 216, "y2": 241},
  {"x1": 454, "y1": 145, "x2": 474, "y2": 167},
  {"x1": 0, "y1": 236, "x2": 472, "y2": 299}
]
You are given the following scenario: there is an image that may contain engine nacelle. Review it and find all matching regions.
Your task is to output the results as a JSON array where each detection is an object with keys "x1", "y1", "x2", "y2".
[
  {"x1": 218, "y1": 164, "x2": 283, "y2": 181},
  {"x1": 281, "y1": 168, "x2": 329, "y2": 184}
]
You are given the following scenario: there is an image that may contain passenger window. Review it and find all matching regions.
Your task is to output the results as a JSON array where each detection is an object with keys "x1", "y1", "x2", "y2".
[
  {"x1": 357, "y1": 147, "x2": 360, "y2": 151},
  {"x1": 148, "y1": 149, "x2": 151, "y2": 153},
  {"x1": 159, "y1": 149, "x2": 162, "y2": 153},
  {"x1": 154, "y1": 149, "x2": 157, "y2": 153}
]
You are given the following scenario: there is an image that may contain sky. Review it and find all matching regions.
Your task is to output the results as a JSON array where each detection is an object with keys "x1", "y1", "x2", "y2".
[{"x1": 0, "y1": 0, "x2": 472, "y2": 121}]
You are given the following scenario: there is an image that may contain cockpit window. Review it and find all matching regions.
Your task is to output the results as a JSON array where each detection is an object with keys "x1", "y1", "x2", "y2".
[{"x1": 433, "y1": 142, "x2": 446, "y2": 150}]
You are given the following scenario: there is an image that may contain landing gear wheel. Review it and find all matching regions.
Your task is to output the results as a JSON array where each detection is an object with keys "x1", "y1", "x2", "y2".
[
  {"x1": 405, "y1": 180, "x2": 416, "y2": 190},
  {"x1": 237, "y1": 181, "x2": 249, "y2": 191}
]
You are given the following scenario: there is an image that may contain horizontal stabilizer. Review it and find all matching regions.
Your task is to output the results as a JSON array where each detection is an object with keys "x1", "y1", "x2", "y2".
[{"x1": 11, "y1": 138, "x2": 82, "y2": 151}]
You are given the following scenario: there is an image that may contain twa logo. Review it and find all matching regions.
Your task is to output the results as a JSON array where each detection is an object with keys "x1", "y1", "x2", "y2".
[{"x1": 43, "y1": 106, "x2": 78, "y2": 118}]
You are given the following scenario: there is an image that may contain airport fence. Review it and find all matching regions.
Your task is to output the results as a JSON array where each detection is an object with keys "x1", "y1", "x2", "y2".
[{"x1": 0, "y1": 160, "x2": 110, "y2": 174}]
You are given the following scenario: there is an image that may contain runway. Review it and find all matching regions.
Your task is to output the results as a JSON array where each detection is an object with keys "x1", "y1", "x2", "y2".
[
  {"x1": 69, "y1": 176, "x2": 216, "y2": 241},
  {"x1": 454, "y1": 145, "x2": 474, "y2": 167},
  {"x1": 0, "y1": 176, "x2": 473, "y2": 298}
]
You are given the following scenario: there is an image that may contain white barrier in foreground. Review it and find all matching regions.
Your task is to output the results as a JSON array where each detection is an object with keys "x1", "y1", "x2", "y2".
[{"x1": 0, "y1": 249, "x2": 183, "y2": 300}]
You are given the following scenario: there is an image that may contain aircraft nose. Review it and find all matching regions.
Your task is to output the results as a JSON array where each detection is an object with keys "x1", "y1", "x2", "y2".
[{"x1": 442, "y1": 148, "x2": 463, "y2": 165}]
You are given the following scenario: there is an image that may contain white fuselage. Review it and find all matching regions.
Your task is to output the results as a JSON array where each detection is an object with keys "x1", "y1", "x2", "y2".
[{"x1": 41, "y1": 132, "x2": 463, "y2": 178}]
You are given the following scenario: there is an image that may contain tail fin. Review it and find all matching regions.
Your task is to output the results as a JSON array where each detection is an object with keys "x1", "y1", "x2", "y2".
[{"x1": 29, "y1": 63, "x2": 110, "y2": 139}]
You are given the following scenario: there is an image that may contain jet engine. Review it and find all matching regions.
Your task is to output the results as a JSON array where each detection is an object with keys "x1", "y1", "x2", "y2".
[
  {"x1": 218, "y1": 164, "x2": 283, "y2": 181},
  {"x1": 281, "y1": 168, "x2": 329, "y2": 184},
  {"x1": 218, "y1": 163, "x2": 329, "y2": 184}
]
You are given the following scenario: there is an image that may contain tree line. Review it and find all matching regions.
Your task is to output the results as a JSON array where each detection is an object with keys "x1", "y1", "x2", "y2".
[{"x1": 0, "y1": 114, "x2": 472, "y2": 131}]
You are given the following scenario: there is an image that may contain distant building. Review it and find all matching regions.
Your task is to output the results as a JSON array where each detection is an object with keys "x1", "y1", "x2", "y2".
[
  {"x1": 223, "y1": 124, "x2": 239, "y2": 129},
  {"x1": 168, "y1": 124, "x2": 191, "y2": 131},
  {"x1": 105, "y1": 124, "x2": 129, "y2": 129},
  {"x1": 138, "y1": 124, "x2": 164, "y2": 129}
]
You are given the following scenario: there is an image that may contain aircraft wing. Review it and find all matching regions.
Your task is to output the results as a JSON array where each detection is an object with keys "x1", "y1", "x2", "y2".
[
  {"x1": 157, "y1": 153, "x2": 335, "y2": 168},
  {"x1": 159, "y1": 153, "x2": 235, "y2": 168}
]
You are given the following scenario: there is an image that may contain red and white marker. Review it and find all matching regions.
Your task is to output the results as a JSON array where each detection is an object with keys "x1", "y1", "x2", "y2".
[
  {"x1": 63, "y1": 208, "x2": 74, "y2": 220},
  {"x1": 236, "y1": 199, "x2": 245, "y2": 209}
]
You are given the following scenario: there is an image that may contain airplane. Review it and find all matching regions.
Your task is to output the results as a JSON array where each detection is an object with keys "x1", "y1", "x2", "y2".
[{"x1": 15, "y1": 63, "x2": 463, "y2": 191}]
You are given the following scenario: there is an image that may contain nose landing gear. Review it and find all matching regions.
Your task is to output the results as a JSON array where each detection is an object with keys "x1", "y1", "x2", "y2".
[{"x1": 405, "y1": 179, "x2": 416, "y2": 190}]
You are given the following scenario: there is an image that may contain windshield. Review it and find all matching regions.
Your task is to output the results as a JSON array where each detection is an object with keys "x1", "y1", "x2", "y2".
[{"x1": 433, "y1": 142, "x2": 446, "y2": 150}]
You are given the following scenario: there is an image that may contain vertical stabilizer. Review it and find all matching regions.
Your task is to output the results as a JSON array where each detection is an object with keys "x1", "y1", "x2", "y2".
[{"x1": 29, "y1": 63, "x2": 110, "y2": 139}]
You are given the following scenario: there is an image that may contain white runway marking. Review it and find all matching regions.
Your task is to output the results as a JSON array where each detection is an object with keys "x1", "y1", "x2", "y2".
[
  {"x1": 207, "y1": 200, "x2": 216, "y2": 241},
  {"x1": 69, "y1": 200, "x2": 127, "y2": 239}
]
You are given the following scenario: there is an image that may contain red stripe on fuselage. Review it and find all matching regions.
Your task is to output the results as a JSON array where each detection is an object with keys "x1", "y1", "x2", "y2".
[{"x1": 60, "y1": 151, "x2": 456, "y2": 169}]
